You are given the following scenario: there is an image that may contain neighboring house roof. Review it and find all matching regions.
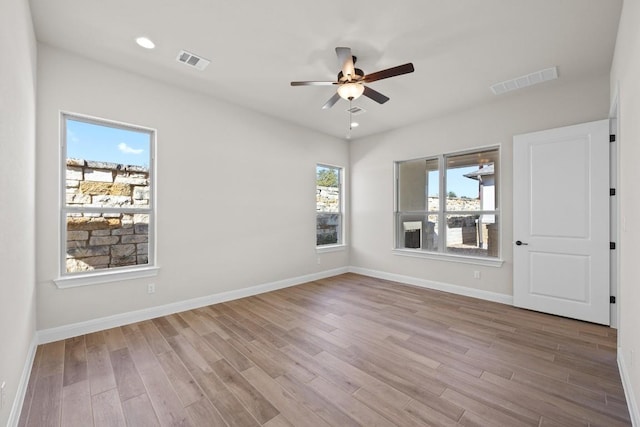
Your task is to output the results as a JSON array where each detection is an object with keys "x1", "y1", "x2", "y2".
[{"x1": 463, "y1": 164, "x2": 495, "y2": 181}]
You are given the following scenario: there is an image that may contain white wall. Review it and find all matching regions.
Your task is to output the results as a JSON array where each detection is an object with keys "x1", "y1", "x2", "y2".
[
  {"x1": 350, "y1": 74, "x2": 610, "y2": 298},
  {"x1": 36, "y1": 45, "x2": 349, "y2": 330},
  {"x1": 0, "y1": 0, "x2": 37, "y2": 424},
  {"x1": 610, "y1": 0, "x2": 640, "y2": 421}
]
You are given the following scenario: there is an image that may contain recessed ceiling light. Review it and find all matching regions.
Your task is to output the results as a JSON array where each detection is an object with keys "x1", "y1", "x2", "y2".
[
  {"x1": 135, "y1": 37, "x2": 155, "y2": 49},
  {"x1": 350, "y1": 122, "x2": 359, "y2": 128}
]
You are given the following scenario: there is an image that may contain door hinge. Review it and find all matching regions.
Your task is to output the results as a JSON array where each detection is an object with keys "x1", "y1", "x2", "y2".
[
  {"x1": 610, "y1": 242, "x2": 616, "y2": 250},
  {"x1": 610, "y1": 296, "x2": 616, "y2": 304},
  {"x1": 610, "y1": 188, "x2": 616, "y2": 196},
  {"x1": 610, "y1": 134, "x2": 616, "y2": 142}
]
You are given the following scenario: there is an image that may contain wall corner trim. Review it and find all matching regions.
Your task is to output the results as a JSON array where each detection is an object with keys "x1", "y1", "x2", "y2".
[
  {"x1": 36, "y1": 267, "x2": 349, "y2": 344},
  {"x1": 348, "y1": 266, "x2": 514, "y2": 306},
  {"x1": 8, "y1": 334, "x2": 38, "y2": 427},
  {"x1": 618, "y1": 349, "x2": 640, "y2": 426}
]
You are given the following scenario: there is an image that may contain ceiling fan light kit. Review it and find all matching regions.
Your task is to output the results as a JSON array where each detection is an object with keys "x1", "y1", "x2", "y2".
[
  {"x1": 337, "y1": 82, "x2": 365, "y2": 100},
  {"x1": 291, "y1": 47, "x2": 415, "y2": 109}
]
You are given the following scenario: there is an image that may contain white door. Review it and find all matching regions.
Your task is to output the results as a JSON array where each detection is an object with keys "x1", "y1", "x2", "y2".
[{"x1": 513, "y1": 120, "x2": 610, "y2": 325}]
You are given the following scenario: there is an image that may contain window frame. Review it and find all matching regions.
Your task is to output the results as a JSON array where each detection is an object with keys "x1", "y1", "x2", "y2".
[
  {"x1": 316, "y1": 163, "x2": 346, "y2": 251},
  {"x1": 393, "y1": 146, "x2": 503, "y2": 267},
  {"x1": 55, "y1": 112, "x2": 159, "y2": 288}
]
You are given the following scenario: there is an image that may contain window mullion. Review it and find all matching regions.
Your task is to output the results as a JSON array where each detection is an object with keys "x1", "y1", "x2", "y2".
[{"x1": 438, "y1": 154, "x2": 446, "y2": 253}]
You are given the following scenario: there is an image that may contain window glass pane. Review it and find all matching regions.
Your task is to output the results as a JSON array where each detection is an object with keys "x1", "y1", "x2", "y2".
[
  {"x1": 316, "y1": 213, "x2": 340, "y2": 245},
  {"x1": 316, "y1": 165, "x2": 342, "y2": 246},
  {"x1": 65, "y1": 118, "x2": 151, "y2": 209},
  {"x1": 398, "y1": 158, "x2": 439, "y2": 212},
  {"x1": 397, "y1": 213, "x2": 439, "y2": 251},
  {"x1": 66, "y1": 212, "x2": 150, "y2": 273},
  {"x1": 445, "y1": 214, "x2": 499, "y2": 257},
  {"x1": 446, "y1": 149, "x2": 498, "y2": 211}
]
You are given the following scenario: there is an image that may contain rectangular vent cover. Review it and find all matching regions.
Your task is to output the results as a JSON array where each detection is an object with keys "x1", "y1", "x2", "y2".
[
  {"x1": 490, "y1": 67, "x2": 558, "y2": 95},
  {"x1": 176, "y1": 50, "x2": 210, "y2": 71},
  {"x1": 346, "y1": 106, "x2": 367, "y2": 115}
]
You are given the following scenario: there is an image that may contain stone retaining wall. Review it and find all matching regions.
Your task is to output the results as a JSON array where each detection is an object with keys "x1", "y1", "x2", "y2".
[{"x1": 65, "y1": 159, "x2": 150, "y2": 273}]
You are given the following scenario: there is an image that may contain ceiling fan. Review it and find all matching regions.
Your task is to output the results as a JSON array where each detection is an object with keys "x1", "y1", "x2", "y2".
[{"x1": 291, "y1": 47, "x2": 415, "y2": 109}]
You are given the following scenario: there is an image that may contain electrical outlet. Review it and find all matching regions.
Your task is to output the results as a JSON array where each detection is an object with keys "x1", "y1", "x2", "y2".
[
  {"x1": 473, "y1": 271, "x2": 481, "y2": 279},
  {"x1": 317, "y1": 257, "x2": 321, "y2": 265},
  {"x1": 1, "y1": 381, "x2": 6, "y2": 409},
  {"x1": 147, "y1": 283, "x2": 155, "y2": 294}
]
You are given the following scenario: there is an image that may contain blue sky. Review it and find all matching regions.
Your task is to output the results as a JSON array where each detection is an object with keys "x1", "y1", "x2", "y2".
[
  {"x1": 429, "y1": 166, "x2": 480, "y2": 198},
  {"x1": 66, "y1": 118, "x2": 150, "y2": 167}
]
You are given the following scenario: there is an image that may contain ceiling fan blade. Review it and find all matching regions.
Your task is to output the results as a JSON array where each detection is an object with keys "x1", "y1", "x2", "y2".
[
  {"x1": 336, "y1": 47, "x2": 355, "y2": 79},
  {"x1": 291, "y1": 81, "x2": 337, "y2": 86},
  {"x1": 363, "y1": 86, "x2": 390, "y2": 104},
  {"x1": 322, "y1": 92, "x2": 341, "y2": 109},
  {"x1": 364, "y1": 63, "x2": 415, "y2": 83}
]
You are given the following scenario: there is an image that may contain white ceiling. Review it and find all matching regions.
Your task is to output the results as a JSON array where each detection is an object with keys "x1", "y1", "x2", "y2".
[{"x1": 28, "y1": 0, "x2": 622, "y2": 141}]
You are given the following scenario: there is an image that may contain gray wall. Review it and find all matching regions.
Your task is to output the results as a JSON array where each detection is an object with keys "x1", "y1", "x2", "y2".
[
  {"x1": 349, "y1": 73, "x2": 610, "y2": 297},
  {"x1": 610, "y1": 0, "x2": 640, "y2": 419},
  {"x1": 0, "y1": 0, "x2": 37, "y2": 424},
  {"x1": 35, "y1": 45, "x2": 349, "y2": 330}
]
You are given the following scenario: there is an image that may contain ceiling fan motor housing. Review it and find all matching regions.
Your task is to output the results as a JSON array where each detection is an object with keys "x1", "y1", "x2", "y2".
[{"x1": 338, "y1": 68, "x2": 365, "y2": 83}]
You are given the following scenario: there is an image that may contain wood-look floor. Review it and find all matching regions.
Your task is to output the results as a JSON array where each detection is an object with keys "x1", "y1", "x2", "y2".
[{"x1": 19, "y1": 273, "x2": 631, "y2": 426}]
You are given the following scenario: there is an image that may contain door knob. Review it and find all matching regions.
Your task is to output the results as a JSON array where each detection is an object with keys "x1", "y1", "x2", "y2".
[{"x1": 515, "y1": 240, "x2": 528, "y2": 246}]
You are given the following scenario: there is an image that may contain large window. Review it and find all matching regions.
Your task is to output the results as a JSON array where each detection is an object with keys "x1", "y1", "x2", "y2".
[
  {"x1": 316, "y1": 164, "x2": 343, "y2": 246},
  {"x1": 61, "y1": 113, "x2": 155, "y2": 278},
  {"x1": 395, "y1": 147, "x2": 499, "y2": 259}
]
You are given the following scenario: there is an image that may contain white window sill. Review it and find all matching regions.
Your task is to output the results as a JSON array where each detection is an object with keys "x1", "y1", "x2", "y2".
[
  {"x1": 54, "y1": 266, "x2": 160, "y2": 288},
  {"x1": 392, "y1": 249, "x2": 504, "y2": 267},
  {"x1": 316, "y1": 244, "x2": 347, "y2": 254}
]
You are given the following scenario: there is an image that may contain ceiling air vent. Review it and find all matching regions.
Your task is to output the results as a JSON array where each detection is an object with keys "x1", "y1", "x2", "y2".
[
  {"x1": 176, "y1": 50, "x2": 210, "y2": 71},
  {"x1": 490, "y1": 67, "x2": 558, "y2": 95},
  {"x1": 346, "y1": 106, "x2": 367, "y2": 115}
]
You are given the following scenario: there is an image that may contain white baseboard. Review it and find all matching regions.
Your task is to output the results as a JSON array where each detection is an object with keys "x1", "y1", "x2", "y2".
[
  {"x1": 348, "y1": 266, "x2": 513, "y2": 306},
  {"x1": 618, "y1": 349, "x2": 639, "y2": 426},
  {"x1": 7, "y1": 334, "x2": 38, "y2": 427},
  {"x1": 37, "y1": 267, "x2": 348, "y2": 344}
]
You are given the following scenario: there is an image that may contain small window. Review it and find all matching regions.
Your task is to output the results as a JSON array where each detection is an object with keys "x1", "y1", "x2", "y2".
[
  {"x1": 61, "y1": 113, "x2": 155, "y2": 277},
  {"x1": 395, "y1": 147, "x2": 499, "y2": 259},
  {"x1": 316, "y1": 164, "x2": 343, "y2": 246}
]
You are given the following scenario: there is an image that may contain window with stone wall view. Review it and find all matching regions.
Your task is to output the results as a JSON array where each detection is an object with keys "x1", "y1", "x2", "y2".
[
  {"x1": 316, "y1": 165, "x2": 342, "y2": 246},
  {"x1": 63, "y1": 114, "x2": 154, "y2": 274}
]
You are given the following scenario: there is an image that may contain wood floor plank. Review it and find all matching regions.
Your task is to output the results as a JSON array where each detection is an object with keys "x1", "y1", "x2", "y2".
[
  {"x1": 202, "y1": 331, "x2": 253, "y2": 372},
  {"x1": 275, "y1": 373, "x2": 361, "y2": 427},
  {"x1": 307, "y1": 375, "x2": 396, "y2": 427},
  {"x1": 92, "y1": 389, "x2": 126, "y2": 427},
  {"x1": 242, "y1": 366, "x2": 332, "y2": 427},
  {"x1": 60, "y1": 379, "x2": 92, "y2": 426},
  {"x1": 25, "y1": 373, "x2": 63, "y2": 427},
  {"x1": 37, "y1": 341, "x2": 65, "y2": 377},
  {"x1": 184, "y1": 398, "x2": 227, "y2": 426},
  {"x1": 87, "y1": 343, "x2": 117, "y2": 396},
  {"x1": 121, "y1": 393, "x2": 160, "y2": 427},
  {"x1": 122, "y1": 324, "x2": 191, "y2": 426},
  {"x1": 210, "y1": 358, "x2": 279, "y2": 423},
  {"x1": 441, "y1": 387, "x2": 537, "y2": 427},
  {"x1": 18, "y1": 273, "x2": 631, "y2": 427},
  {"x1": 103, "y1": 327, "x2": 127, "y2": 352},
  {"x1": 138, "y1": 320, "x2": 173, "y2": 355},
  {"x1": 109, "y1": 347, "x2": 146, "y2": 401},
  {"x1": 262, "y1": 414, "x2": 295, "y2": 427},
  {"x1": 156, "y1": 350, "x2": 205, "y2": 407}
]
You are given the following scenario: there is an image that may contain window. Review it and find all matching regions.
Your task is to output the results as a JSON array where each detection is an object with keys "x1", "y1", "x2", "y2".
[
  {"x1": 61, "y1": 113, "x2": 155, "y2": 280},
  {"x1": 395, "y1": 147, "x2": 499, "y2": 260},
  {"x1": 316, "y1": 164, "x2": 343, "y2": 246}
]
